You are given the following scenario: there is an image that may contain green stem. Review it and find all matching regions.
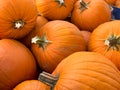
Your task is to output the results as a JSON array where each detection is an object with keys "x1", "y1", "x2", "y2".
[
  {"x1": 79, "y1": 0, "x2": 90, "y2": 12},
  {"x1": 31, "y1": 34, "x2": 52, "y2": 50},
  {"x1": 104, "y1": 34, "x2": 120, "y2": 51}
]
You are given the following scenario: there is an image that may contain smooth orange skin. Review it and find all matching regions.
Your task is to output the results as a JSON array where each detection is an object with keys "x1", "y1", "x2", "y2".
[
  {"x1": 0, "y1": 39, "x2": 37, "y2": 90},
  {"x1": 88, "y1": 20, "x2": 120, "y2": 70},
  {"x1": 104, "y1": 0, "x2": 117, "y2": 5},
  {"x1": 81, "y1": 30, "x2": 91, "y2": 44},
  {"x1": 0, "y1": 0, "x2": 37, "y2": 39},
  {"x1": 31, "y1": 20, "x2": 86, "y2": 73},
  {"x1": 115, "y1": 0, "x2": 120, "y2": 8},
  {"x1": 52, "y1": 52, "x2": 120, "y2": 90},
  {"x1": 20, "y1": 16, "x2": 48, "y2": 48},
  {"x1": 36, "y1": 0, "x2": 75, "y2": 20},
  {"x1": 71, "y1": 0, "x2": 111, "y2": 32},
  {"x1": 13, "y1": 80, "x2": 50, "y2": 90}
]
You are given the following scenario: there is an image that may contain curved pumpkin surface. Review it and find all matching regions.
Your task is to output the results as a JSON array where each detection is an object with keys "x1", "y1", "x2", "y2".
[
  {"x1": 0, "y1": 0, "x2": 37, "y2": 39},
  {"x1": 0, "y1": 39, "x2": 37, "y2": 90},
  {"x1": 71, "y1": 0, "x2": 111, "y2": 31},
  {"x1": 13, "y1": 80, "x2": 50, "y2": 90},
  {"x1": 104, "y1": 0, "x2": 117, "y2": 5},
  {"x1": 20, "y1": 15, "x2": 48, "y2": 48},
  {"x1": 115, "y1": 0, "x2": 120, "y2": 8},
  {"x1": 88, "y1": 20, "x2": 120, "y2": 70},
  {"x1": 31, "y1": 20, "x2": 86, "y2": 73},
  {"x1": 39, "y1": 52, "x2": 120, "y2": 90},
  {"x1": 36, "y1": 0, "x2": 75, "y2": 20}
]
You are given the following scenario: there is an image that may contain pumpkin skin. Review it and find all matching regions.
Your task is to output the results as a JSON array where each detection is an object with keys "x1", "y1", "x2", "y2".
[
  {"x1": 116, "y1": 0, "x2": 120, "y2": 8},
  {"x1": 13, "y1": 80, "x2": 50, "y2": 90},
  {"x1": 0, "y1": 39, "x2": 37, "y2": 90},
  {"x1": 39, "y1": 52, "x2": 120, "y2": 90},
  {"x1": 81, "y1": 30, "x2": 91, "y2": 45},
  {"x1": 0, "y1": 0, "x2": 37, "y2": 39},
  {"x1": 104, "y1": 0, "x2": 117, "y2": 5},
  {"x1": 36, "y1": 0, "x2": 75, "y2": 20},
  {"x1": 20, "y1": 15, "x2": 48, "y2": 48},
  {"x1": 71, "y1": 0, "x2": 111, "y2": 31},
  {"x1": 31, "y1": 20, "x2": 86, "y2": 73},
  {"x1": 88, "y1": 20, "x2": 120, "y2": 70}
]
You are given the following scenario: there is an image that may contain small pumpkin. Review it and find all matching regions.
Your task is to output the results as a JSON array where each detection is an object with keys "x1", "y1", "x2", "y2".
[
  {"x1": 20, "y1": 15, "x2": 48, "y2": 48},
  {"x1": 88, "y1": 20, "x2": 120, "y2": 70},
  {"x1": 36, "y1": 0, "x2": 75, "y2": 20},
  {"x1": 0, "y1": 0, "x2": 37, "y2": 39},
  {"x1": 0, "y1": 39, "x2": 37, "y2": 90},
  {"x1": 38, "y1": 52, "x2": 120, "y2": 90},
  {"x1": 13, "y1": 80, "x2": 50, "y2": 90},
  {"x1": 71, "y1": 0, "x2": 111, "y2": 31},
  {"x1": 31, "y1": 20, "x2": 86, "y2": 73}
]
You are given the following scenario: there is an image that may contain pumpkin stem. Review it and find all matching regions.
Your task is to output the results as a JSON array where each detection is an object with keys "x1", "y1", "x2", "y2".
[
  {"x1": 38, "y1": 71, "x2": 59, "y2": 90},
  {"x1": 55, "y1": 0, "x2": 66, "y2": 7},
  {"x1": 31, "y1": 34, "x2": 52, "y2": 50},
  {"x1": 79, "y1": 0, "x2": 90, "y2": 12},
  {"x1": 104, "y1": 34, "x2": 120, "y2": 51},
  {"x1": 14, "y1": 19, "x2": 25, "y2": 29}
]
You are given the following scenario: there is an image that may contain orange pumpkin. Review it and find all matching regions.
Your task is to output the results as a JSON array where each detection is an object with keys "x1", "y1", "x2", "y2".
[
  {"x1": 81, "y1": 30, "x2": 91, "y2": 45},
  {"x1": 0, "y1": 0, "x2": 37, "y2": 39},
  {"x1": 71, "y1": 0, "x2": 111, "y2": 31},
  {"x1": 13, "y1": 80, "x2": 50, "y2": 90},
  {"x1": 104, "y1": 0, "x2": 117, "y2": 5},
  {"x1": 0, "y1": 39, "x2": 37, "y2": 90},
  {"x1": 20, "y1": 15, "x2": 48, "y2": 48},
  {"x1": 88, "y1": 20, "x2": 120, "y2": 70},
  {"x1": 31, "y1": 20, "x2": 86, "y2": 73},
  {"x1": 36, "y1": 0, "x2": 75, "y2": 20},
  {"x1": 38, "y1": 52, "x2": 120, "y2": 90},
  {"x1": 115, "y1": 0, "x2": 120, "y2": 8}
]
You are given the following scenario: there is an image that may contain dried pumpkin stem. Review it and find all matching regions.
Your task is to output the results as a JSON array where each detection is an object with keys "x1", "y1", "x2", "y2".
[
  {"x1": 31, "y1": 34, "x2": 52, "y2": 50},
  {"x1": 38, "y1": 71, "x2": 58, "y2": 90},
  {"x1": 14, "y1": 19, "x2": 25, "y2": 29},
  {"x1": 55, "y1": 0, "x2": 66, "y2": 7},
  {"x1": 79, "y1": 0, "x2": 90, "y2": 12},
  {"x1": 104, "y1": 34, "x2": 120, "y2": 51}
]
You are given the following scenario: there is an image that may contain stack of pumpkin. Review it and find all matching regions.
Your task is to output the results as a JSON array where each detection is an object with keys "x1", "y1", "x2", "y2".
[{"x1": 0, "y1": 0, "x2": 120, "y2": 90}]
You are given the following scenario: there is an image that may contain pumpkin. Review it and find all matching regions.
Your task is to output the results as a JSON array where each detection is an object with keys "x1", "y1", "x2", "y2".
[
  {"x1": 0, "y1": 39, "x2": 37, "y2": 90},
  {"x1": 36, "y1": 0, "x2": 75, "y2": 20},
  {"x1": 88, "y1": 20, "x2": 120, "y2": 70},
  {"x1": 38, "y1": 52, "x2": 120, "y2": 90},
  {"x1": 13, "y1": 80, "x2": 50, "y2": 90},
  {"x1": 0, "y1": 0, "x2": 37, "y2": 39},
  {"x1": 20, "y1": 15, "x2": 48, "y2": 48},
  {"x1": 104, "y1": 0, "x2": 117, "y2": 5},
  {"x1": 71, "y1": 0, "x2": 111, "y2": 31},
  {"x1": 116, "y1": 0, "x2": 120, "y2": 8},
  {"x1": 81, "y1": 30, "x2": 91, "y2": 45},
  {"x1": 31, "y1": 20, "x2": 86, "y2": 73}
]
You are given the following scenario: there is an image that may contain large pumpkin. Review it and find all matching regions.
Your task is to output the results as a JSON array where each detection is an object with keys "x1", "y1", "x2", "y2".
[
  {"x1": 38, "y1": 52, "x2": 120, "y2": 90},
  {"x1": 13, "y1": 80, "x2": 50, "y2": 90},
  {"x1": 0, "y1": 0, "x2": 37, "y2": 39},
  {"x1": 36, "y1": 0, "x2": 75, "y2": 20},
  {"x1": 71, "y1": 0, "x2": 111, "y2": 31},
  {"x1": 0, "y1": 39, "x2": 37, "y2": 90},
  {"x1": 88, "y1": 20, "x2": 120, "y2": 70},
  {"x1": 20, "y1": 15, "x2": 48, "y2": 48},
  {"x1": 31, "y1": 20, "x2": 86, "y2": 73}
]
